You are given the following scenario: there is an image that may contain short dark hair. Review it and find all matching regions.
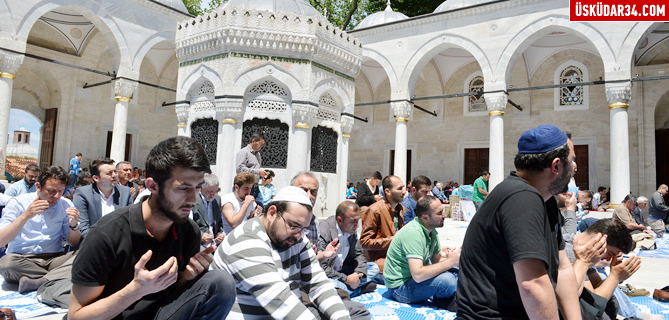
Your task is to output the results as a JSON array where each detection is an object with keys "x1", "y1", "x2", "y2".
[
  {"x1": 76, "y1": 153, "x2": 82, "y2": 157},
  {"x1": 25, "y1": 164, "x2": 40, "y2": 172},
  {"x1": 145, "y1": 137, "x2": 211, "y2": 189},
  {"x1": 335, "y1": 201, "x2": 359, "y2": 218},
  {"x1": 584, "y1": 219, "x2": 634, "y2": 253},
  {"x1": 37, "y1": 166, "x2": 69, "y2": 187},
  {"x1": 265, "y1": 200, "x2": 313, "y2": 215},
  {"x1": 381, "y1": 175, "x2": 395, "y2": 194},
  {"x1": 74, "y1": 179, "x2": 91, "y2": 189},
  {"x1": 598, "y1": 186, "x2": 607, "y2": 192},
  {"x1": 623, "y1": 194, "x2": 637, "y2": 204},
  {"x1": 77, "y1": 171, "x2": 92, "y2": 180},
  {"x1": 514, "y1": 142, "x2": 569, "y2": 172},
  {"x1": 371, "y1": 171, "x2": 382, "y2": 180},
  {"x1": 411, "y1": 175, "x2": 431, "y2": 190},
  {"x1": 416, "y1": 195, "x2": 439, "y2": 217},
  {"x1": 90, "y1": 158, "x2": 116, "y2": 177},
  {"x1": 265, "y1": 169, "x2": 275, "y2": 179},
  {"x1": 251, "y1": 132, "x2": 264, "y2": 142},
  {"x1": 481, "y1": 171, "x2": 490, "y2": 176}
]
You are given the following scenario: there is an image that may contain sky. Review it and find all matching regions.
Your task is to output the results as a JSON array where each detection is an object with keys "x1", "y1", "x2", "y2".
[{"x1": 7, "y1": 109, "x2": 41, "y2": 150}]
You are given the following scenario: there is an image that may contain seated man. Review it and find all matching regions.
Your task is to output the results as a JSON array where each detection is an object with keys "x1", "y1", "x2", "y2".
[
  {"x1": 74, "y1": 157, "x2": 133, "y2": 238},
  {"x1": 613, "y1": 194, "x2": 650, "y2": 234},
  {"x1": 69, "y1": 136, "x2": 235, "y2": 320},
  {"x1": 213, "y1": 186, "x2": 370, "y2": 319},
  {"x1": 0, "y1": 166, "x2": 81, "y2": 293},
  {"x1": 192, "y1": 173, "x2": 224, "y2": 248},
  {"x1": 5, "y1": 164, "x2": 39, "y2": 197},
  {"x1": 221, "y1": 172, "x2": 259, "y2": 235},
  {"x1": 432, "y1": 182, "x2": 448, "y2": 203},
  {"x1": 633, "y1": 196, "x2": 649, "y2": 226},
  {"x1": 319, "y1": 201, "x2": 379, "y2": 297},
  {"x1": 385, "y1": 195, "x2": 459, "y2": 309},
  {"x1": 401, "y1": 175, "x2": 432, "y2": 224},
  {"x1": 360, "y1": 175, "x2": 407, "y2": 274}
]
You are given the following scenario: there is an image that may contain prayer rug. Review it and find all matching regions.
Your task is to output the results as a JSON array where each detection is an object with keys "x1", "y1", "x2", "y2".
[
  {"x1": 638, "y1": 236, "x2": 669, "y2": 258},
  {"x1": 352, "y1": 285, "x2": 456, "y2": 320},
  {"x1": 0, "y1": 276, "x2": 66, "y2": 319},
  {"x1": 630, "y1": 296, "x2": 669, "y2": 319}
]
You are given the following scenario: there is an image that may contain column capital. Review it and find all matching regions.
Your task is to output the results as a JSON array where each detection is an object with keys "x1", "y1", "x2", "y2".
[
  {"x1": 391, "y1": 100, "x2": 412, "y2": 121},
  {"x1": 175, "y1": 102, "x2": 190, "y2": 126},
  {"x1": 341, "y1": 115, "x2": 354, "y2": 135},
  {"x1": 215, "y1": 97, "x2": 243, "y2": 122},
  {"x1": 113, "y1": 78, "x2": 138, "y2": 102},
  {"x1": 0, "y1": 50, "x2": 24, "y2": 79},
  {"x1": 484, "y1": 92, "x2": 508, "y2": 113},
  {"x1": 605, "y1": 82, "x2": 632, "y2": 104},
  {"x1": 292, "y1": 103, "x2": 318, "y2": 129}
]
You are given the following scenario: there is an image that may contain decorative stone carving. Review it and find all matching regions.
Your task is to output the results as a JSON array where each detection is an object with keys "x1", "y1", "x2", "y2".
[
  {"x1": 175, "y1": 102, "x2": 189, "y2": 124},
  {"x1": 391, "y1": 100, "x2": 412, "y2": 120},
  {"x1": 484, "y1": 92, "x2": 508, "y2": 113},
  {"x1": 113, "y1": 78, "x2": 138, "y2": 101},
  {"x1": 248, "y1": 100, "x2": 288, "y2": 113},
  {"x1": 316, "y1": 107, "x2": 339, "y2": 122},
  {"x1": 192, "y1": 100, "x2": 215, "y2": 112},
  {"x1": 215, "y1": 98, "x2": 243, "y2": 121},
  {"x1": 341, "y1": 115, "x2": 354, "y2": 135},
  {"x1": 310, "y1": 126, "x2": 338, "y2": 173},
  {"x1": 196, "y1": 81, "x2": 215, "y2": 96},
  {"x1": 250, "y1": 80, "x2": 287, "y2": 96},
  {"x1": 242, "y1": 118, "x2": 289, "y2": 168},
  {"x1": 292, "y1": 103, "x2": 318, "y2": 126},
  {"x1": 605, "y1": 82, "x2": 632, "y2": 104},
  {"x1": 190, "y1": 118, "x2": 219, "y2": 164},
  {"x1": 0, "y1": 50, "x2": 24, "y2": 76}
]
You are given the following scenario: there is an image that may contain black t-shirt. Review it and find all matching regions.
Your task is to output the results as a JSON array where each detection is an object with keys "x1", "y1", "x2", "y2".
[
  {"x1": 72, "y1": 201, "x2": 200, "y2": 319},
  {"x1": 456, "y1": 172, "x2": 565, "y2": 320}
]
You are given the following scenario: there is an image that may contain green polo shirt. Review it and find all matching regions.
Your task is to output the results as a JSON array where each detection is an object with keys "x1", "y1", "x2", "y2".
[
  {"x1": 384, "y1": 218, "x2": 441, "y2": 288},
  {"x1": 473, "y1": 176, "x2": 487, "y2": 202}
]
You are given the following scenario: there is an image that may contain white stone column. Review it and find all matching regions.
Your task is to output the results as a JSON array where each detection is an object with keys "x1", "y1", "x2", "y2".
[
  {"x1": 339, "y1": 115, "x2": 354, "y2": 200},
  {"x1": 484, "y1": 92, "x2": 508, "y2": 191},
  {"x1": 0, "y1": 50, "x2": 24, "y2": 179},
  {"x1": 391, "y1": 101, "x2": 413, "y2": 184},
  {"x1": 291, "y1": 103, "x2": 318, "y2": 177},
  {"x1": 110, "y1": 79, "x2": 137, "y2": 162},
  {"x1": 176, "y1": 102, "x2": 189, "y2": 136},
  {"x1": 215, "y1": 98, "x2": 243, "y2": 193},
  {"x1": 606, "y1": 82, "x2": 632, "y2": 206}
]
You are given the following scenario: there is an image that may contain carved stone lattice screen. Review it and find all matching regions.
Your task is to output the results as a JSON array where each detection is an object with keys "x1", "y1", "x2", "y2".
[
  {"x1": 191, "y1": 118, "x2": 218, "y2": 165},
  {"x1": 310, "y1": 126, "x2": 338, "y2": 173},
  {"x1": 242, "y1": 118, "x2": 289, "y2": 168}
]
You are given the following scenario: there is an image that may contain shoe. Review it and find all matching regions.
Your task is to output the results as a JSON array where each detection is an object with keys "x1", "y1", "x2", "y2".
[
  {"x1": 625, "y1": 283, "x2": 650, "y2": 297},
  {"x1": 0, "y1": 308, "x2": 16, "y2": 320},
  {"x1": 360, "y1": 282, "x2": 377, "y2": 294},
  {"x1": 653, "y1": 289, "x2": 669, "y2": 302},
  {"x1": 660, "y1": 285, "x2": 669, "y2": 292}
]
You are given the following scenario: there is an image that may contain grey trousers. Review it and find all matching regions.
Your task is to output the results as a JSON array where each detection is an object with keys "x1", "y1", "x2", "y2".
[
  {"x1": 0, "y1": 251, "x2": 76, "y2": 283},
  {"x1": 649, "y1": 217, "x2": 665, "y2": 238},
  {"x1": 307, "y1": 300, "x2": 371, "y2": 320}
]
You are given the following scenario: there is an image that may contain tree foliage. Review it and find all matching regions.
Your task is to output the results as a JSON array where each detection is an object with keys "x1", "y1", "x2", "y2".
[{"x1": 367, "y1": 0, "x2": 443, "y2": 18}]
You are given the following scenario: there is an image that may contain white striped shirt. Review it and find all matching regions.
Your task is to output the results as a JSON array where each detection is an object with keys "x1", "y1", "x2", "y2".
[{"x1": 212, "y1": 217, "x2": 350, "y2": 320}]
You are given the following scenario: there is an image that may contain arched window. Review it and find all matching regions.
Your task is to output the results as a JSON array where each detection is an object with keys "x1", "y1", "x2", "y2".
[
  {"x1": 242, "y1": 118, "x2": 289, "y2": 168},
  {"x1": 554, "y1": 60, "x2": 589, "y2": 111},
  {"x1": 467, "y1": 75, "x2": 486, "y2": 113},
  {"x1": 246, "y1": 80, "x2": 289, "y2": 113},
  {"x1": 559, "y1": 66, "x2": 584, "y2": 106},
  {"x1": 310, "y1": 126, "x2": 338, "y2": 173},
  {"x1": 191, "y1": 118, "x2": 218, "y2": 165},
  {"x1": 317, "y1": 92, "x2": 341, "y2": 122},
  {"x1": 190, "y1": 80, "x2": 215, "y2": 112}
]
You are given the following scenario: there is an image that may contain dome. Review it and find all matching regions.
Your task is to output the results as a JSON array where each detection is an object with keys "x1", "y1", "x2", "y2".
[
  {"x1": 434, "y1": 0, "x2": 496, "y2": 13},
  {"x1": 7, "y1": 143, "x2": 38, "y2": 159},
  {"x1": 221, "y1": 0, "x2": 324, "y2": 17},
  {"x1": 155, "y1": 0, "x2": 188, "y2": 13},
  {"x1": 355, "y1": 1, "x2": 408, "y2": 30}
]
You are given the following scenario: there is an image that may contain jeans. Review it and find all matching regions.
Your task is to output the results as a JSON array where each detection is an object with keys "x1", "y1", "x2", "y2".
[
  {"x1": 388, "y1": 267, "x2": 458, "y2": 309},
  {"x1": 154, "y1": 269, "x2": 236, "y2": 320},
  {"x1": 329, "y1": 262, "x2": 380, "y2": 297}
]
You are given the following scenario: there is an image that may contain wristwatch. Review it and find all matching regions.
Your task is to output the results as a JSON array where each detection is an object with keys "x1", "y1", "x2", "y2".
[{"x1": 70, "y1": 222, "x2": 80, "y2": 231}]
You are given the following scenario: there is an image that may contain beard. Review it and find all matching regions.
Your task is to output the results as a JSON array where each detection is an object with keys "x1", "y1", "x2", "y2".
[
  {"x1": 268, "y1": 218, "x2": 298, "y2": 251},
  {"x1": 549, "y1": 163, "x2": 572, "y2": 195},
  {"x1": 156, "y1": 188, "x2": 191, "y2": 224}
]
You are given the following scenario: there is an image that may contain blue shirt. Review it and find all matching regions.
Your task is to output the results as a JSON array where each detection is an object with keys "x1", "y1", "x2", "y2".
[
  {"x1": 0, "y1": 192, "x2": 74, "y2": 254},
  {"x1": 69, "y1": 157, "x2": 81, "y2": 175},
  {"x1": 432, "y1": 186, "x2": 447, "y2": 202},
  {"x1": 5, "y1": 179, "x2": 36, "y2": 197},
  {"x1": 401, "y1": 193, "x2": 418, "y2": 224},
  {"x1": 259, "y1": 184, "x2": 277, "y2": 207}
]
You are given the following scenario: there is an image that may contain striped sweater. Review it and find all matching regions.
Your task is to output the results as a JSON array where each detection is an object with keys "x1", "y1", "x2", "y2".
[{"x1": 212, "y1": 216, "x2": 351, "y2": 320}]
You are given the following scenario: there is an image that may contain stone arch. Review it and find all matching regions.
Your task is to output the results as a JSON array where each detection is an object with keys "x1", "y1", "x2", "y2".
[
  {"x1": 0, "y1": 1, "x2": 13, "y2": 40},
  {"x1": 619, "y1": 22, "x2": 662, "y2": 68},
  {"x1": 179, "y1": 65, "x2": 223, "y2": 100},
  {"x1": 360, "y1": 48, "x2": 398, "y2": 96},
  {"x1": 16, "y1": 1, "x2": 126, "y2": 72},
  {"x1": 313, "y1": 78, "x2": 350, "y2": 112},
  {"x1": 400, "y1": 34, "x2": 493, "y2": 98},
  {"x1": 235, "y1": 63, "x2": 303, "y2": 98},
  {"x1": 495, "y1": 15, "x2": 615, "y2": 84},
  {"x1": 131, "y1": 31, "x2": 177, "y2": 74}
]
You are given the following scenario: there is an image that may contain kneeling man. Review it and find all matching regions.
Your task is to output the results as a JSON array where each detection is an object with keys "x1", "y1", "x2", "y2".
[
  {"x1": 319, "y1": 201, "x2": 379, "y2": 297},
  {"x1": 385, "y1": 195, "x2": 459, "y2": 309}
]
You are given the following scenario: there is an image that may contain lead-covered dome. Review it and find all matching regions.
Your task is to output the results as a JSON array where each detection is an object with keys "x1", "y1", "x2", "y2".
[
  {"x1": 434, "y1": 0, "x2": 496, "y2": 12},
  {"x1": 155, "y1": 0, "x2": 188, "y2": 13},
  {"x1": 355, "y1": 1, "x2": 408, "y2": 30},
  {"x1": 221, "y1": 0, "x2": 324, "y2": 17}
]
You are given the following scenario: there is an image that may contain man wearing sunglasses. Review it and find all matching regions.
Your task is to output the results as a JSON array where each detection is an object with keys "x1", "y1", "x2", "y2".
[{"x1": 213, "y1": 186, "x2": 370, "y2": 320}]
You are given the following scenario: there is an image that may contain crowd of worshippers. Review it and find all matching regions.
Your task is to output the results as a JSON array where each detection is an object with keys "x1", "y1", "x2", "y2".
[{"x1": 0, "y1": 125, "x2": 667, "y2": 319}]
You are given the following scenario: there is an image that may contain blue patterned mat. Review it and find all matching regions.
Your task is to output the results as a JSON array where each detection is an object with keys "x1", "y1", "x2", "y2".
[
  {"x1": 630, "y1": 296, "x2": 669, "y2": 319},
  {"x1": 638, "y1": 236, "x2": 669, "y2": 258},
  {"x1": 0, "y1": 276, "x2": 66, "y2": 319},
  {"x1": 352, "y1": 285, "x2": 456, "y2": 320}
]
